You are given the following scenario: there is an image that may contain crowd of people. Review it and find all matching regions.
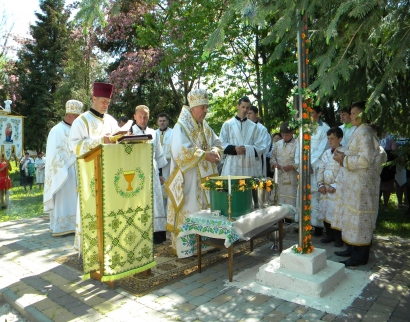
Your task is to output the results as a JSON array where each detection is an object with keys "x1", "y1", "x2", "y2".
[{"x1": 37, "y1": 81, "x2": 409, "y2": 269}]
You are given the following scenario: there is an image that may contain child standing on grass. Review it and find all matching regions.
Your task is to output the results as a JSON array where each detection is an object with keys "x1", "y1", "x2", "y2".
[{"x1": 0, "y1": 155, "x2": 12, "y2": 209}]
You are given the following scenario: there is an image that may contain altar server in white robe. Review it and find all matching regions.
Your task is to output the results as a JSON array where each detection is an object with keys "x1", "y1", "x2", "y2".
[
  {"x1": 220, "y1": 96, "x2": 266, "y2": 177},
  {"x1": 166, "y1": 88, "x2": 223, "y2": 257},
  {"x1": 44, "y1": 100, "x2": 84, "y2": 236},
  {"x1": 295, "y1": 106, "x2": 330, "y2": 235},
  {"x1": 317, "y1": 127, "x2": 345, "y2": 247},
  {"x1": 270, "y1": 122, "x2": 298, "y2": 214},
  {"x1": 156, "y1": 113, "x2": 173, "y2": 213},
  {"x1": 70, "y1": 82, "x2": 120, "y2": 253},
  {"x1": 131, "y1": 105, "x2": 168, "y2": 244},
  {"x1": 338, "y1": 106, "x2": 356, "y2": 147},
  {"x1": 247, "y1": 105, "x2": 271, "y2": 177}
]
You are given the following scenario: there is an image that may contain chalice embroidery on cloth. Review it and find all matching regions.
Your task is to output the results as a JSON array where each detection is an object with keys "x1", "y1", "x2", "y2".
[{"x1": 114, "y1": 167, "x2": 145, "y2": 198}]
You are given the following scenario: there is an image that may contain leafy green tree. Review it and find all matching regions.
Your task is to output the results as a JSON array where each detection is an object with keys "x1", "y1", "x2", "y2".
[
  {"x1": 206, "y1": 0, "x2": 410, "y2": 137},
  {"x1": 14, "y1": 0, "x2": 70, "y2": 151},
  {"x1": 54, "y1": 25, "x2": 110, "y2": 120},
  {"x1": 76, "y1": 0, "x2": 298, "y2": 132}
]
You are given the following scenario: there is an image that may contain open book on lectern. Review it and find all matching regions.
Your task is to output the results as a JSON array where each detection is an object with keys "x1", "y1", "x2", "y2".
[{"x1": 117, "y1": 134, "x2": 153, "y2": 143}]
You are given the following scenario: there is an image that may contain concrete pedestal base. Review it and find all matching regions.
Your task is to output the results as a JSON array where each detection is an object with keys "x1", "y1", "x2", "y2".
[{"x1": 257, "y1": 246, "x2": 345, "y2": 298}]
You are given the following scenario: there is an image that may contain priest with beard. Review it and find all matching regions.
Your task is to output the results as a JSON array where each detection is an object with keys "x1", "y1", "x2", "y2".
[{"x1": 166, "y1": 88, "x2": 223, "y2": 257}]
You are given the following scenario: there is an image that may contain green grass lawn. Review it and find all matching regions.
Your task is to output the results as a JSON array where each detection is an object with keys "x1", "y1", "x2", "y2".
[
  {"x1": 375, "y1": 194, "x2": 410, "y2": 238},
  {"x1": 1, "y1": 161, "x2": 409, "y2": 239}
]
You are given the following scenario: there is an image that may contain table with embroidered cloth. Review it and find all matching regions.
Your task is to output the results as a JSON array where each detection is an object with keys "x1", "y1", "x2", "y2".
[{"x1": 176, "y1": 204, "x2": 296, "y2": 281}]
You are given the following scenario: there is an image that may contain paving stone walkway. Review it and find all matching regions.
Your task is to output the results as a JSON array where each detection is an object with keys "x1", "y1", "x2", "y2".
[{"x1": 1, "y1": 216, "x2": 409, "y2": 321}]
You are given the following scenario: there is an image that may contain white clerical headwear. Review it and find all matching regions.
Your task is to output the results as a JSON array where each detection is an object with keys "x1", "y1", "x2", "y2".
[
  {"x1": 65, "y1": 100, "x2": 84, "y2": 115},
  {"x1": 187, "y1": 89, "x2": 209, "y2": 108}
]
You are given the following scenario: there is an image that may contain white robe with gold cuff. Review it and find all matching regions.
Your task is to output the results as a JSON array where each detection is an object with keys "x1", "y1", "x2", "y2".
[
  {"x1": 339, "y1": 124, "x2": 384, "y2": 245},
  {"x1": 44, "y1": 121, "x2": 77, "y2": 236},
  {"x1": 166, "y1": 106, "x2": 223, "y2": 258},
  {"x1": 69, "y1": 111, "x2": 120, "y2": 253},
  {"x1": 69, "y1": 111, "x2": 119, "y2": 157}
]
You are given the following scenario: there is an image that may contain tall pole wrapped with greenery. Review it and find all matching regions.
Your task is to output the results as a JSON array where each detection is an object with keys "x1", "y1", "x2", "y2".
[{"x1": 292, "y1": 12, "x2": 314, "y2": 254}]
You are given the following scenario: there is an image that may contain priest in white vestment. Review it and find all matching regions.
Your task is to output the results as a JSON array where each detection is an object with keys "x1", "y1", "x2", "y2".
[
  {"x1": 295, "y1": 106, "x2": 330, "y2": 235},
  {"x1": 156, "y1": 113, "x2": 173, "y2": 214},
  {"x1": 338, "y1": 106, "x2": 356, "y2": 147},
  {"x1": 247, "y1": 106, "x2": 271, "y2": 177},
  {"x1": 166, "y1": 88, "x2": 223, "y2": 257},
  {"x1": 220, "y1": 96, "x2": 266, "y2": 177},
  {"x1": 70, "y1": 82, "x2": 120, "y2": 253},
  {"x1": 44, "y1": 100, "x2": 84, "y2": 236},
  {"x1": 131, "y1": 105, "x2": 168, "y2": 244},
  {"x1": 333, "y1": 102, "x2": 385, "y2": 266},
  {"x1": 270, "y1": 122, "x2": 298, "y2": 214}
]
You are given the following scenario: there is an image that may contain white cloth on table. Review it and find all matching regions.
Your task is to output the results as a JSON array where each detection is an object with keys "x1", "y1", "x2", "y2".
[{"x1": 176, "y1": 205, "x2": 295, "y2": 253}]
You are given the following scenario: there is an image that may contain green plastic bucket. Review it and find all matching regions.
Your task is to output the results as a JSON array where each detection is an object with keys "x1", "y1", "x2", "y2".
[{"x1": 209, "y1": 176, "x2": 253, "y2": 217}]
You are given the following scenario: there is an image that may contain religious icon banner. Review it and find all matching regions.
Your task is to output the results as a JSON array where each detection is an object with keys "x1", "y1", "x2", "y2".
[
  {"x1": 0, "y1": 115, "x2": 23, "y2": 160},
  {"x1": 78, "y1": 143, "x2": 155, "y2": 281}
]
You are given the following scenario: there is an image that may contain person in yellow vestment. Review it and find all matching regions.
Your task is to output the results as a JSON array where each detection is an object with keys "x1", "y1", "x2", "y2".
[
  {"x1": 166, "y1": 88, "x2": 223, "y2": 257},
  {"x1": 69, "y1": 82, "x2": 120, "y2": 253},
  {"x1": 333, "y1": 101, "x2": 385, "y2": 266},
  {"x1": 270, "y1": 122, "x2": 298, "y2": 210}
]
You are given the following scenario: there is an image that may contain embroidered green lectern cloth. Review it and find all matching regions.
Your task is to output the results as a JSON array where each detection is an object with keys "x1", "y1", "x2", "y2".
[{"x1": 78, "y1": 143, "x2": 155, "y2": 281}]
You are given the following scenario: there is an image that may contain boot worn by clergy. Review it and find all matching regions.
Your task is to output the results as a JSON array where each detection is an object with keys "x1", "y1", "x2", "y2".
[
  {"x1": 320, "y1": 222, "x2": 335, "y2": 243},
  {"x1": 333, "y1": 229, "x2": 344, "y2": 247},
  {"x1": 335, "y1": 244, "x2": 352, "y2": 257},
  {"x1": 313, "y1": 226, "x2": 323, "y2": 237},
  {"x1": 339, "y1": 245, "x2": 370, "y2": 267}
]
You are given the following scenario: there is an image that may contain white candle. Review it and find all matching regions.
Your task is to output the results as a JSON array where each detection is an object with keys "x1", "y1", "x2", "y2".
[
  {"x1": 228, "y1": 175, "x2": 231, "y2": 194},
  {"x1": 274, "y1": 167, "x2": 278, "y2": 184}
]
